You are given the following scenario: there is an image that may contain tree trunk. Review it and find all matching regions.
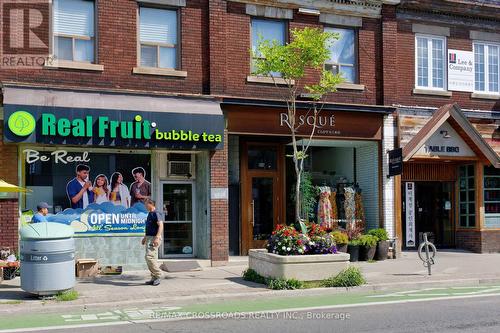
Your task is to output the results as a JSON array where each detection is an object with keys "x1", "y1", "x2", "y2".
[{"x1": 295, "y1": 169, "x2": 301, "y2": 223}]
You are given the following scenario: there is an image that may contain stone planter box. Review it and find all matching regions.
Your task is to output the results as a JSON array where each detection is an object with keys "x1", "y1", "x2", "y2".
[{"x1": 249, "y1": 249, "x2": 350, "y2": 281}]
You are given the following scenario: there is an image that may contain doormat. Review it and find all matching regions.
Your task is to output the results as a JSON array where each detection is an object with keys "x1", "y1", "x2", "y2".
[{"x1": 160, "y1": 261, "x2": 202, "y2": 272}]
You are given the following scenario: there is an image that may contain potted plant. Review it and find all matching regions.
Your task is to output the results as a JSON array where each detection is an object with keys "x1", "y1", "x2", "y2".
[
  {"x1": 368, "y1": 228, "x2": 389, "y2": 261},
  {"x1": 358, "y1": 234, "x2": 378, "y2": 261},
  {"x1": 251, "y1": 224, "x2": 349, "y2": 281},
  {"x1": 347, "y1": 238, "x2": 361, "y2": 262},
  {"x1": 331, "y1": 230, "x2": 348, "y2": 253}
]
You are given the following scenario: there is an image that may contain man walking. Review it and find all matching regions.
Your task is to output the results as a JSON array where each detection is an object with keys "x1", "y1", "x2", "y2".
[
  {"x1": 31, "y1": 202, "x2": 51, "y2": 223},
  {"x1": 142, "y1": 199, "x2": 164, "y2": 286}
]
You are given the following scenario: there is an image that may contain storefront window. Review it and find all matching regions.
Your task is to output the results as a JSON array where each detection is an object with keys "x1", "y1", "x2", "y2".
[
  {"x1": 248, "y1": 146, "x2": 277, "y2": 170},
  {"x1": 23, "y1": 148, "x2": 151, "y2": 236},
  {"x1": 162, "y1": 183, "x2": 194, "y2": 256},
  {"x1": 484, "y1": 166, "x2": 500, "y2": 228},
  {"x1": 459, "y1": 165, "x2": 476, "y2": 228}
]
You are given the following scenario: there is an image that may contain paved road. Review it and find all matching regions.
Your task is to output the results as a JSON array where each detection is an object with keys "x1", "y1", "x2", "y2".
[{"x1": 13, "y1": 294, "x2": 500, "y2": 333}]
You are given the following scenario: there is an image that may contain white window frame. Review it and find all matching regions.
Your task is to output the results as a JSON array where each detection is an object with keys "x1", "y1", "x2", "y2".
[
  {"x1": 324, "y1": 27, "x2": 358, "y2": 84},
  {"x1": 414, "y1": 34, "x2": 447, "y2": 91},
  {"x1": 52, "y1": 0, "x2": 97, "y2": 64},
  {"x1": 473, "y1": 41, "x2": 500, "y2": 95},
  {"x1": 138, "y1": 6, "x2": 180, "y2": 70}
]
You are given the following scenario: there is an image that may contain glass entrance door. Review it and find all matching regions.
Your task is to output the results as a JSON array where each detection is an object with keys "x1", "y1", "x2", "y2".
[
  {"x1": 160, "y1": 182, "x2": 195, "y2": 258},
  {"x1": 241, "y1": 142, "x2": 282, "y2": 254},
  {"x1": 251, "y1": 176, "x2": 275, "y2": 247},
  {"x1": 403, "y1": 182, "x2": 455, "y2": 248}
]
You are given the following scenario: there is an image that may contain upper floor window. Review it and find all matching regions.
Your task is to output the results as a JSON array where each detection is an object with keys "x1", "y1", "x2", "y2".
[
  {"x1": 139, "y1": 7, "x2": 178, "y2": 69},
  {"x1": 325, "y1": 27, "x2": 357, "y2": 83},
  {"x1": 474, "y1": 42, "x2": 500, "y2": 94},
  {"x1": 251, "y1": 18, "x2": 286, "y2": 76},
  {"x1": 415, "y1": 35, "x2": 446, "y2": 90},
  {"x1": 53, "y1": 0, "x2": 95, "y2": 63}
]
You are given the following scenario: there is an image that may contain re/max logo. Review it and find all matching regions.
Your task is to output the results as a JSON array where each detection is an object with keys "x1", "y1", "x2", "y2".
[{"x1": 41, "y1": 113, "x2": 153, "y2": 140}]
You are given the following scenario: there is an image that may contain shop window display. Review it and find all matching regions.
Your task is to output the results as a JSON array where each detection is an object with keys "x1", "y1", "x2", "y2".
[
  {"x1": 285, "y1": 145, "x2": 370, "y2": 234},
  {"x1": 23, "y1": 149, "x2": 151, "y2": 236},
  {"x1": 484, "y1": 165, "x2": 500, "y2": 228}
]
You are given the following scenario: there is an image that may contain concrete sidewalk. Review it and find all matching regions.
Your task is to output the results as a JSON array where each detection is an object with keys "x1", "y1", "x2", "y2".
[{"x1": 2, "y1": 250, "x2": 500, "y2": 314}]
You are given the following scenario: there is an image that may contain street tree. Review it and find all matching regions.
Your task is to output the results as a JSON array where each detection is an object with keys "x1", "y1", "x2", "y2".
[{"x1": 253, "y1": 27, "x2": 343, "y2": 227}]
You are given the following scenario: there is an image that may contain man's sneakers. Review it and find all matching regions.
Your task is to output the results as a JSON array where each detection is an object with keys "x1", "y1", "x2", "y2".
[{"x1": 145, "y1": 278, "x2": 161, "y2": 286}]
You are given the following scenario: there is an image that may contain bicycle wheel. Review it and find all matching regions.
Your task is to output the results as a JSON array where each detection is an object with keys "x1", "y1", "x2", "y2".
[{"x1": 418, "y1": 242, "x2": 437, "y2": 262}]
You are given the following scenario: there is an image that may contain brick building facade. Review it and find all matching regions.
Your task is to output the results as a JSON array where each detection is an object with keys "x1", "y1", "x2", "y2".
[{"x1": 1, "y1": 0, "x2": 499, "y2": 266}]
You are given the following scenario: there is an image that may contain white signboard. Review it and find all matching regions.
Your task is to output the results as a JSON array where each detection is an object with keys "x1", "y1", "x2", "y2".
[
  {"x1": 415, "y1": 122, "x2": 476, "y2": 158},
  {"x1": 405, "y1": 182, "x2": 416, "y2": 248},
  {"x1": 448, "y1": 50, "x2": 474, "y2": 92}
]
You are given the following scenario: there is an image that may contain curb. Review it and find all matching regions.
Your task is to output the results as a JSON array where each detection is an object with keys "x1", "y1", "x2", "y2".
[{"x1": 2, "y1": 277, "x2": 500, "y2": 315}]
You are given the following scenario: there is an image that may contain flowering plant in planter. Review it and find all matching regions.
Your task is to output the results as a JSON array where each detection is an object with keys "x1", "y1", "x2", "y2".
[
  {"x1": 307, "y1": 223, "x2": 328, "y2": 238},
  {"x1": 266, "y1": 223, "x2": 337, "y2": 255},
  {"x1": 308, "y1": 233, "x2": 337, "y2": 254},
  {"x1": 267, "y1": 225, "x2": 310, "y2": 255}
]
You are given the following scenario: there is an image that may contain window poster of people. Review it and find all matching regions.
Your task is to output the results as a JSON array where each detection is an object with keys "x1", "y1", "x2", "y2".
[{"x1": 24, "y1": 149, "x2": 152, "y2": 236}]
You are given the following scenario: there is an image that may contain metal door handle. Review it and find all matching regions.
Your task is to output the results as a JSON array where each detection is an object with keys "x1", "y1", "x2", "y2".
[{"x1": 251, "y1": 200, "x2": 255, "y2": 227}]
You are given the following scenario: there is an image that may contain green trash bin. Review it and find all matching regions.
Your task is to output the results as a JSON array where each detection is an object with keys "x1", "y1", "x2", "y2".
[{"x1": 19, "y1": 222, "x2": 75, "y2": 295}]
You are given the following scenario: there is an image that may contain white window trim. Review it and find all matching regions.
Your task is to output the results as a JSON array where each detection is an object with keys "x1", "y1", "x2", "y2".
[
  {"x1": 473, "y1": 40, "x2": 500, "y2": 95},
  {"x1": 137, "y1": 6, "x2": 181, "y2": 71},
  {"x1": 414, "y1": 34, "x2": 447, "y2": 91},
  {"x1": 324, "y1": 27, "x2": 358, "y2": 84}
]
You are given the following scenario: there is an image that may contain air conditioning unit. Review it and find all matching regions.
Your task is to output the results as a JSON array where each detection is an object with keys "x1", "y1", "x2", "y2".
[
  {"x1": 159, "y1": 153, "x2": 195, "y2": 179},
  {"x1": 168, "y1": 160, "x2": 192, "y2": 177}
]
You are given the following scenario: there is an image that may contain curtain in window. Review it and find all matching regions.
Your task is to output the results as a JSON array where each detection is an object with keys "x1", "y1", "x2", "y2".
[
  {"x1": 326, "y1": 28, "x2": 356, "y2": 83},
  {"x1": 140, "y1": 8, "x2": 177, "y2": 45},
  {"x1": 139, "y1": 7, "x2": 177, "y2": 69},
  {"x1": 53, "y1": 0, "x2": 94, "y2": 37}
]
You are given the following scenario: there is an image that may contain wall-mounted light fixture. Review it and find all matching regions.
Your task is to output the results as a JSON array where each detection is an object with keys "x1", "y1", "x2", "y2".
[{"x1": 298, "y1": 8, "x2": 320, "y2": 16}]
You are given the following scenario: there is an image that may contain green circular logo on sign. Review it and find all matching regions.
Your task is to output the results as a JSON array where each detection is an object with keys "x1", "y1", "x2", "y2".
[{"x1": 8, "y1": 111, "x2": 36, "y2": 136}]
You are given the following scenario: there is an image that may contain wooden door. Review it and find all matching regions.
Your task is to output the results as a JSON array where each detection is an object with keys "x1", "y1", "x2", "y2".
[{"x1": 241, "y1": 142, "x2": 283, "y2": 254}]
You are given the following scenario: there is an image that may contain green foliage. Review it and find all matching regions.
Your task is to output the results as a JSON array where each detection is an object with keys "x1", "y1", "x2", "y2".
[
  {"x1": 291, "y1": 172, "x2": 316, "y2": 221},
  {"x1": 305, "y1": 70, "x2": 343, "y2": 100},
  {"x1": 348, "y1": 238, "x2": 361, "y2": 246},
  {"x1": 242, "y1": 269, "x2": 304, "y2": 290},
  {"x1": 56, "y1": 290, "x2": 79, "y2": 302},
  {"x1": 267, "y1": 278, "x2": 304, "y2": 290},
  {"x1": 321, "y1": 267, "x2": 366, "y2": 288},
  {"x1": 358, "y1": 234, "x2": 378, "y2": 248},
  {"x1": 367, "y1": 228, "x2": 389, "y2": 242},
  {"x1": 242, "y1": 268, "x2": 267, "y2": 285},
  {"x1": 331, "y1": 230, "x2": 349, "y2": 245},
  {"x1": 253, "y1": 27, "x2": 343, "y2": 98}
]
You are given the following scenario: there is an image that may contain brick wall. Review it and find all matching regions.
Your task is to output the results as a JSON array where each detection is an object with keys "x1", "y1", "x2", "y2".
[
  {"x1": 390, "y1": 16, "x2": 500, "y2": 111},
  {"x1": 456, "y1": 230, "x2": 482, "y2": 253},
  {"x1": 219, "y1": 3, "x2": 382, "y2": 104},
  {"x1": 0, "y1": 1, "x2": 207, "y2": 95},
  {"x1": 0, "y1": 122, "x2": 18, "y2": 185},
  {"x1": 210, "y1": 131, "x2": 229, "y2": 265},
  {"x1": 456, "y1": 229, "x2": 500, "y2": 253},
  {"x1": 481, "y1": 230, "x2": 500, "y2": 253},
  {"x1": 0, "y1": 199, "x2": 19, "y2": 252}
]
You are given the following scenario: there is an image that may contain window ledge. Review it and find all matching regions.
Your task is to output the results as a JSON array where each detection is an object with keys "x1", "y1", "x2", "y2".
[
  {"x1": 246, "y1": 75, "x2": 294, "y2": 86},
  {"x1": 44, "y1": 60, "x2": 104, "y2": 71},
  {"x1": 133, "y1": 67, "x2": 187, "y2": 77},
  {"x1": 413, "y1": 88, "x2": 452, "y2": 97},
  {"x1": 471, "y1": 92, "x2": 500, "y2": 100},
  {"x1": 337, "y1": 83, "x2": 365, "y2": 91}
]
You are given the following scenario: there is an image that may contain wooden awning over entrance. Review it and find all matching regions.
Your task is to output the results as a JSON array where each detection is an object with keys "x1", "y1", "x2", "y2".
[{"x1": 402, "y1": 104, "x2": 500, "y2": 168}]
